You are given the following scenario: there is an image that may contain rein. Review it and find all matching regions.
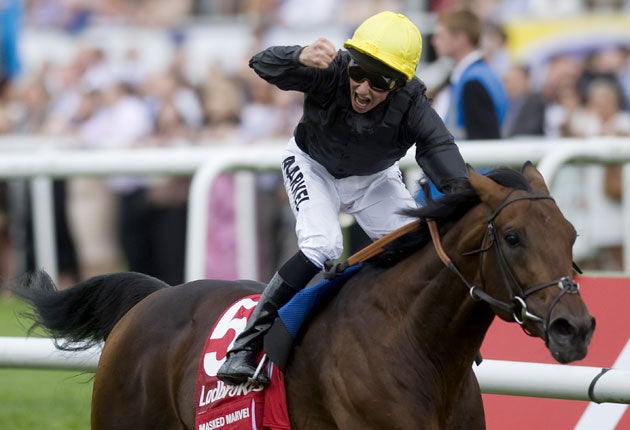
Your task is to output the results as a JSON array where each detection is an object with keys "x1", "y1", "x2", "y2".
[
  {"x1": 426, "y1": 193, "x2": 581, "y2": 344},
  {"x1": 324, "y1": 219, "x2": 422, "y2": 277}
]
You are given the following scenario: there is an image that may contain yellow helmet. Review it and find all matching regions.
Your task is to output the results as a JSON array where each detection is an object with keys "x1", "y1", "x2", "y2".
[{"x1": 344, "y1": 11, "x2": 422, "y2": 81}]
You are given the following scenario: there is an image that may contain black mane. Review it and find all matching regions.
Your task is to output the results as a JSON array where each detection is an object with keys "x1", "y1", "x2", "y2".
[{"x1": 368, "y1": 167, "x2": 531, "y2": 267}]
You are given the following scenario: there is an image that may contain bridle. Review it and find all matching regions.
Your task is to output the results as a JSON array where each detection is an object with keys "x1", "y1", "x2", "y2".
[{"x1": 426, "y1": 193, "x2": 581, "y2": 345}]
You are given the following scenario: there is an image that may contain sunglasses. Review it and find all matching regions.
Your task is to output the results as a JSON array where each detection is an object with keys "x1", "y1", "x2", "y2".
[{"x1": 347, "y1": 59, "x2": 402, "y2": 92}]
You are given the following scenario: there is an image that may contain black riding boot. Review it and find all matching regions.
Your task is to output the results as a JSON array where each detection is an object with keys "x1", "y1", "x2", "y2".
[{"x1": 216, "y1": 251, "x2": 319, "y2": 385}]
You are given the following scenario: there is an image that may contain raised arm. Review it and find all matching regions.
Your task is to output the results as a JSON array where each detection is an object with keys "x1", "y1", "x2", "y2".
[{"x1": 249, "y1": 38, "x2": 340, "y2": 93}]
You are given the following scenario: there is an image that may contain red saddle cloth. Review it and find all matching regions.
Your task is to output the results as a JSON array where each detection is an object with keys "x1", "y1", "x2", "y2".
[{"x1": 195, "y1": 295, "x2": 291, "y2": 430}]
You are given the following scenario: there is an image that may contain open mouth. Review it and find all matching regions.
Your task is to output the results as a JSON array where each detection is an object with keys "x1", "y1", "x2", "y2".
[{"x1": 353, "y1": 93, "x2": 370, "y2": 110}]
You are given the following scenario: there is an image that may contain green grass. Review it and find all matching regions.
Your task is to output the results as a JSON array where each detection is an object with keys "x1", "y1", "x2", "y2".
[
  {"x1": 0, "y1": 294, "x2": 33, "y2": 336},
  {"x1": 0, "y1": 295, "x2": 93, "y2": 429}
]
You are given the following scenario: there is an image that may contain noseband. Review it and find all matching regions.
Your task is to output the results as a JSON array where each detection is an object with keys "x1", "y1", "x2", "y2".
[{"x1": 427, "y1": 193, "x2": 581, "y2": 344}]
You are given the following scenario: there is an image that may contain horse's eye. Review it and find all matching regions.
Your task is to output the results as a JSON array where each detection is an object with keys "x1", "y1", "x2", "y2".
[{"x1": 504, "y1": 233, "x2": 520, "y2": 247}]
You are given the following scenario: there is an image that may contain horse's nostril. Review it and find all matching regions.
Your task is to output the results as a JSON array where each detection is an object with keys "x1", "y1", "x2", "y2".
[
  {"x1": 547, "y1": 316, "x2": 593, "y2": 363},
  {"x1": 549, "y1": 318, "x2": 574, "y2": 339}
]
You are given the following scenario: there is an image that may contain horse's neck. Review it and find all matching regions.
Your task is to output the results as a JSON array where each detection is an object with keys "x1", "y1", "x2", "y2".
[
  {"x1": 392, "y1": 251, "x2": 494, "y2": 359},
  {"x1": 362, "y1": 223, "x2": 495, "y2": 396}
]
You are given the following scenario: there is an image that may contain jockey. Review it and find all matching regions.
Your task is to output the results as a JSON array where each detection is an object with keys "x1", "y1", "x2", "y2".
[{"x1": 217, "y1": 11, "x2": 469, "y2": 386}]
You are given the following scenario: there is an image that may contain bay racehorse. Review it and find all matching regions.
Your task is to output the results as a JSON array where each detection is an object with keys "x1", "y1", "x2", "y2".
[{"x1": 12, "y1": 163, "x2": 595, "y2": 429}]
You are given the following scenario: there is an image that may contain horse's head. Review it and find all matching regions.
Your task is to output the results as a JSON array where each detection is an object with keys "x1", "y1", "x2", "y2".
[{"x1": 466, "y1": 162, "x2": 595, "y2": 363}]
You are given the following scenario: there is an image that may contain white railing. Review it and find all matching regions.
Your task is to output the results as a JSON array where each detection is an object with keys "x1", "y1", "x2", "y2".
[
  {"x1": 0, "y1": 336, "x2": 100, "y2": 371},
  {"x1": 474, "y1": 359, "x2": 630, "y2": 404},
  {"x1": 0, "y1": 136, "x2": 629, "y2": 282},
  {"x1": 1, "y1": 336, "x2": 629, "y2": 404}
]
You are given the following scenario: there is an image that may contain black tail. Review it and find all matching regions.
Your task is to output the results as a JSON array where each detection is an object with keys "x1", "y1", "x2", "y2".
[{"x1": 11, "y1": 270, "x2": 169, "y2": 351}]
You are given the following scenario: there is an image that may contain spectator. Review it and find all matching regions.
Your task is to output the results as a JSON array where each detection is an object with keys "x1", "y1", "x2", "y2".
[
  {"x1": 431, "y1": 7, "x2": 508, "y2": 140},
  {"x1": 100, "y1": 81, "x2": 155, "y2": 275},
  {"x1": 543, "y1": 64, "x2": 584, "y2": 138},
  {"x1": 142, "y1": 100, "x2": 195, "y2": 285},
  {"x1": 538, "y1": 53, "x2": 583, "y2": 105},
  {"x1": 198, "y1": 65, "x2": 243, "y2": 139},
  {"x1": 142, "y1": 71, "x2": 203, "y2": 129},
  {"x1": 12, "y1": 77, "x2": 50, "y2": 134},
  {"x1": 66, "y1": 88, "x2": 123, "y2": 279},
  {"x1": 566, "y1": 77, "x2": 630, "y2": 137},
  {"x1": 41, "y1": 61, "x2": 84, "y2": 135},
  {"x1": 421, "y1": 7, "x2": 508, "y2": 203},
  {"x1": 77, "y1": 46, "x2": 116, "y2": 92},
  {"x1": 118, "y1": 46, "x2": 148, "y2": 88},
  {"x1": 577, "y1": 48, "x2": 627, "y2": 109},
  {"x1": 502, "y1": 63, "x2": 546, "y2": 137}
]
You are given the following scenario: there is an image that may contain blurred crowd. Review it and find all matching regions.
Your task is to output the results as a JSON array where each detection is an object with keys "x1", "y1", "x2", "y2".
[{"x1": 0, "y1": 0, "x2": 629, "y2": 289}]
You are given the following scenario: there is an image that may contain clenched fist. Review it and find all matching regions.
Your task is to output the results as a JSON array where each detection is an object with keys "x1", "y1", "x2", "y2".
[{"x1": 298, "y1": 37, "x2": 338, "y2": 69}]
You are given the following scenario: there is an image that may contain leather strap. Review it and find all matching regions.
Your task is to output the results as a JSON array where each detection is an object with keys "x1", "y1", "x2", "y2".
[{"x1": 346, "y1": 219, "x2": 422, "y2": 266}]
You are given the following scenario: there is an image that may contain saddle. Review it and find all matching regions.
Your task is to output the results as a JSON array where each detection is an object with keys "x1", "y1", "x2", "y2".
[{"x1": 195, "y1": 295, "x2": 290, "y2": 430}]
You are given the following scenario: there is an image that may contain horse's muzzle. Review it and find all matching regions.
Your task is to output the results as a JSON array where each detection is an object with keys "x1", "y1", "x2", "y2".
[{"x1": 547, "y1": 315, "x2": 596, "y2": 363}]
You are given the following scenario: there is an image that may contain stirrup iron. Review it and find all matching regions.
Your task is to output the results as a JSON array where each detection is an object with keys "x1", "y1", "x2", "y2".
[{"x1": 248, "y1": 354, "x2": 269, "y2": 386}]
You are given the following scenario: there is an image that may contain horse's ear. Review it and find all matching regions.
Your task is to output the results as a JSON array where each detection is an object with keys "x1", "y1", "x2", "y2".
[
  {"x1": 522, "y1": 161, "x2": 550, "y2": 195},
  {"x1": 467, "y1": 165, "x2": 511, "y2": 207}
]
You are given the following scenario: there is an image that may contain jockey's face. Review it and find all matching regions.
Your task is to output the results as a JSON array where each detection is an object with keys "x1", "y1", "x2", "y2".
[{"x1": 349, "y1": 78, "x2": 390, "y2": 113}]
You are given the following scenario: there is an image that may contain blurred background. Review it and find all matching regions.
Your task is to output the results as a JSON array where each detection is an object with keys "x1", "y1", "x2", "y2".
[{"x1": 1, "y1": 0, "x2": 630, "y2": 290}]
